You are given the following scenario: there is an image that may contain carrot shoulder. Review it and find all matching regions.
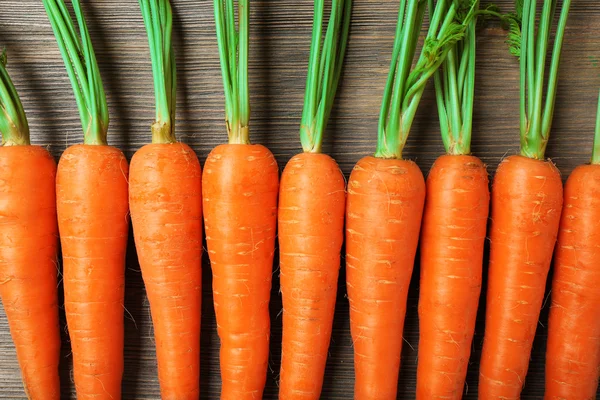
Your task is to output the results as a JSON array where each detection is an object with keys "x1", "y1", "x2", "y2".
[
  {"x1": 203, "y1": 143, "x2": 278, "y2": 399},
  {"x1": 0, "y1": 146, "x2": 61, "y2": 399},
  {"x1": 545, "y1": 165, "x2": 600, "y2": 399},
  {"x1": 346, "y1": 156, "x2": 425, "y2": 399},
  {"x1": 417, "y1": 155, "x2": 489, "y2": 399},
  {"x1": 479, "y1": 155, "x2": 562, "y2": 398}
]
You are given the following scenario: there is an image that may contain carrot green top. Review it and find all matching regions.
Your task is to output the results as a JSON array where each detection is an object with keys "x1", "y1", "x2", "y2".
[
  {"x1": 299, "y1": 0, "x2": 352, "y2": 153},
  {"x1": 376, "y1": 0, "x2": 476, "y2": 159},
  {"x1": 434, "y1": 0, "x2": 479, "y2": 155},
  {"x1": 214, "y1": 0, "x2": 250, "y2": 145},
  {"x1": 593, "y1": 90, "x2": 600, "y2": 165},
  {"x1": 140, "y1": 0, "x2": 177, "y2": 144},
  {"x1": 507, "y1": 0, "x2": 571, "y2": 160},
  {"x1": 43, "y1": 0, "x2": 108, "y2": 146},
  {"x1": 0, "y1": 50, "x2": 30, "y2": 146}
]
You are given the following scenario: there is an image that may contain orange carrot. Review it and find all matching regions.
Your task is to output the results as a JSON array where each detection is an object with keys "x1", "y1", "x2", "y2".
[
  {"x1": 544, "y1": 93, "x2": 600, "y2": 399},
  {"x1": 57, "y1": 145, "x2": 129, "y2": 398},
  {"x1": 479, "y1": 155, "x2": 562, "y2": 397},
  {"x1": 347, "y1": 157, "x2": 425, "y2": 399},
  {"x1": 0, "y1": 53, "x2": 61, "y2": 399},
  {"x1": 277, "y1": 1, "x2": 350, "y2": 398},
  {"x1": 346, "y1": 1, "x2": 469, "y2": 398},
  {"x1": 203, "y1": 144, "x2": 278, "y2": 399},
  {"x1": 478, "y1": 2, "x2": 570, "y2": 397},
  {"x1": 206, "y1": 1, "x2": 279, "y2": 397},
  {"x1": 278, "y1": 154, "x2": 346, "y2": 399},
  {"x1": 44, "y1": 1, "x2": 130, "y2": 398},
  {"x1": 416, "y1": 5, "x2": 490, "y2": 398},
  {"x1": 129, "y1": 2, "x2": 202, "y2": 398},
  {"x1": 417, "y1": 156, "x2": 489, "y2": 399}
]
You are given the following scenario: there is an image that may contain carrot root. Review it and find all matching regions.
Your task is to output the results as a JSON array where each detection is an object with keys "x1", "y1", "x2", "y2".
[
  {"x1": 202, "y1": 143, "x2": 279, "y2": 400},
  {"x1": 346, "y1": 156, "x2": 426, "y2": 400},
  {"x1": 479, "y1": 154, "x2": 563, "y2": 399},
  {"x1": 545, "y1": 164, "x2": 600, "y2": 399},
  {"x1": 0, "y1": 146, "x2": 61, "y2": 399},
  {"x1": 278, "y1": 152, "x2": 346, "y2": 400},
  {"x1": 130, "y1": 142, "x2": 203, "y2": 399},
  {"x1": 57, "y1": 144, "x2": 129, "y2": 400},
  {"x1": 417, "y1": 154, "x2": 489, "y2": 400}
]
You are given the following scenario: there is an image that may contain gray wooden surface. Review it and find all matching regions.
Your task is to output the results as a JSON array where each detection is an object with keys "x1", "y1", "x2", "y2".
[{"x1": 1, "y1": 0, "x2": 599, "y2": 398}]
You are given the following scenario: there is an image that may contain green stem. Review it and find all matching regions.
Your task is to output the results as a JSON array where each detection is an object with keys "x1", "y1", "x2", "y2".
[
  {"x1": 0, "y1": 50, "x2": 30, "y2": 146},
  {"x1": 518, "y1": 0, "x2": 571, "y2": 160},
  {"x1": 592, "y1": 90, "x2": 600, "y2": 164},
  {"x1": 377, "y1": 0, "x2": 472, "y2": 159},
  {"x1": 299, "y1": 0, "x2": 352, "y2": 153},
  {"x1": 43, "y1": 0, "x2": 108, "y2": 145},
  {"x1": 213, "y1": 0, "x2": 250, "y2": 144},
  {"x1": 433, "y1": 1, "x2": 478, "y2": 155},
  {"x1": 140, "y1": 0, "x2": 177, "y2": 144}
]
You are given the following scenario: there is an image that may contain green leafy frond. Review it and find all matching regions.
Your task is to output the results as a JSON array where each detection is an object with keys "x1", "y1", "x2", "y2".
[
  {"x1": 299, "y1": 0, "x2": 353, "y2": 153},
  {"x1": 140, "y1": 0, "x2": 177, "y2": 144},
  {"x1": 506, "y1": 14, "x2": 522, "y2": 58},
  {"x1": 43, "y1": 0, "x2": 108, "y2": 145},
  {"x1": 375, "y1": 0, "x2": 475, "y2": 159},
  {"x1": 0, "y1": 50, "x2": 30, "y2": 146},
  {"x1": 214, "y1": 0, "x2": 250, "y2": 144}
]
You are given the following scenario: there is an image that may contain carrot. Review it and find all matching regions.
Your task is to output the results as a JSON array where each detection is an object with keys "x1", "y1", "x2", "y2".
[
  {"x1": 478, "y1": 1, "x2": 571, "y2": 398},
  {"x1": 0, "y1": 51, "x2": 61, "y2": 399},
  {"x1": 129, "y1": 1, "x2": 202, "y2": 398},
  {"x1": 44, "y1": 1, "x2": 129, "y2": 398},
  {"x1": 346, "y1": 2, "x2": 472, "y2": 398},
  {"x1": 544, "y1": 91, "x2": 600, "y2": 399},
  {"x1": 416, "y1": 4, "x2": 490, "y2": 398},
  {"x1": 204, "y1": 1, "x2": 279, "y2": 398},
  {"x1": 277, "y1": 1, "x2": 351, "y2": 398}
]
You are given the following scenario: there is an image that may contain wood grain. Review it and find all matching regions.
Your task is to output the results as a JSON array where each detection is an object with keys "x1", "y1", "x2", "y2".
[{"x1": 1, "y1": 1, "x2": 599, "y2": 398}]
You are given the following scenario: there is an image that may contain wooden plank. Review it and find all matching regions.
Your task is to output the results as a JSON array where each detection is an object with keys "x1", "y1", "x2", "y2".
[{"x1": 0, "y1": 0, "x2": 599, "y2": 398}]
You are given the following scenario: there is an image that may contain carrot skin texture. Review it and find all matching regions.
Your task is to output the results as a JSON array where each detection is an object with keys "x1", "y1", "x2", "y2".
[
  {"x1": 346, "y1": 156, "x2": 426, "y2": 400},
  {"x1": 57, "y1": 144, "x2": 129, "y2": 400},
  {"x1": 278, "y1": 153, "x2": 346, "y2": 400},
  {"x1": 417, "y1": 155, "x2": 489, "y2": 399},
  {"x1": 0, "y1": 146, "x2": 61, "y2": 399},
  {"x1": 202, "y1": 143, "x2": 279, "y2": 400},
  {"x1": 129, "y1": 143, "x2": 202, "y2": 399},
  {"x1": 479, "y1": 155, "x2": 563, "y2": 399},
  {"x1": 545, "y1": 164, "x2": 600, "y2": 399}
]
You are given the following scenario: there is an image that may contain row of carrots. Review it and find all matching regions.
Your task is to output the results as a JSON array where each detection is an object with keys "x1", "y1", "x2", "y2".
[{"x1": 0, "y1": 0, "x2": 597, "y2": 399}]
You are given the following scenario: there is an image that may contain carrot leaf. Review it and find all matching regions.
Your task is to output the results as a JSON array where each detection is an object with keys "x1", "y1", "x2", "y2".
[
  {"x1": 299, "y1": 0, "x2": 352, "y2": 153},
  {"x1": 140, "y1": 0, "x2": 177, "y2": 144},
  {"x1": 43, "y1": 0, "x2": 108, "y2": 146},
  {"x1": 214, "y1": 0, "x2": 250, "y2": 144},
  {"x1": 376, "y1": 0, "x2": 476, "y2": 159},
  {"x1": 0, "y1": 50, "x2": 30, "y2": 146},
  {"x1": 509, "y1": 0, "x2": 571, "y2": 160}
]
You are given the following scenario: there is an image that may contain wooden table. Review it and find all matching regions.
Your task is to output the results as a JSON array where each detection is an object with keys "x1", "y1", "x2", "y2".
[{"x1": 1, "y1": 0, "x2": 599, "y2": 398}]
